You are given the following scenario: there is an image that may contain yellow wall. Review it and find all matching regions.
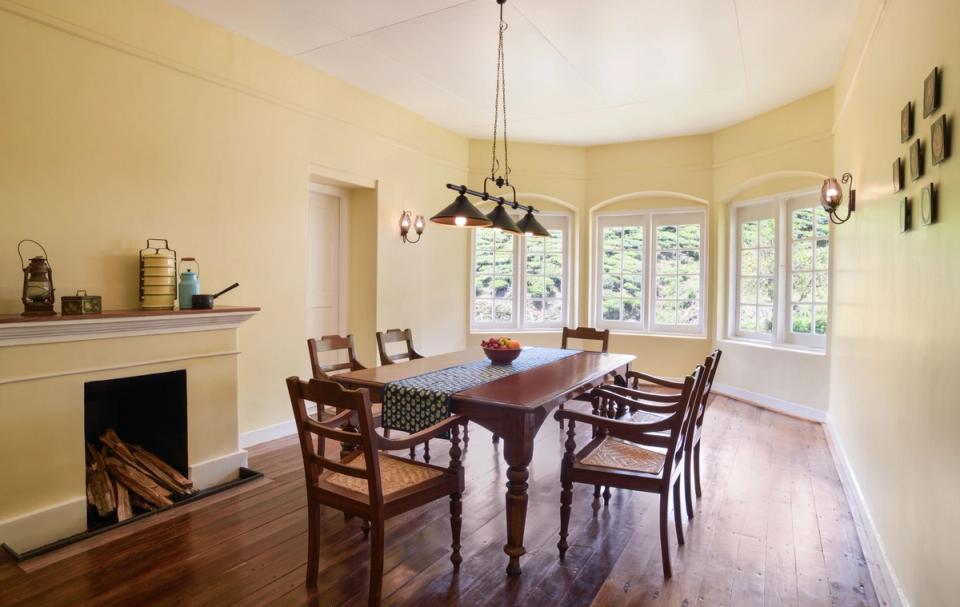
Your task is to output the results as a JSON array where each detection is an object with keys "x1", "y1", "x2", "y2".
[
  {"x1": 830, "y1": 0, "x2": 960, "y2": 604},
  {"x1": 0, "y1": 0, "x2": 469, "y2": 436}
]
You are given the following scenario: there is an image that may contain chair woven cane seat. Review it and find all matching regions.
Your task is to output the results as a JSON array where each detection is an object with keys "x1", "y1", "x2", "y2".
[
  {"x1": 580, "y1": 437, "x2": 665, "y2": 474},
  {"x1": 325, "y1": 453, "x2": 442, "y2": 497}
]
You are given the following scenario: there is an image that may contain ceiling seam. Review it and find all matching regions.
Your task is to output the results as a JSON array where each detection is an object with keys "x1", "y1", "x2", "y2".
[{"x1": 731, "y1": 0, "x2": 751, "y2": 102}]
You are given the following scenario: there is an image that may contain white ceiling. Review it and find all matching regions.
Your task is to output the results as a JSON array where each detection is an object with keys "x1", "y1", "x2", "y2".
[{"x1": 168, "y1": 0, "x2": 859, "y2": 145}]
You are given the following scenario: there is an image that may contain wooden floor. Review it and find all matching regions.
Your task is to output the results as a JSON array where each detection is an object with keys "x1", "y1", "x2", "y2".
[{"x1": 0, "y1": 396, "x2": 877, "y2": 606}]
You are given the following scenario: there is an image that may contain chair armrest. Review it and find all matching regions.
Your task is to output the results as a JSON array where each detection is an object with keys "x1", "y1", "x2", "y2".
[
  {"x1": 626, "y1": 370, "x2": 685, "y2": 390},
  {"x1": 554, "y1": 407, "x2": 675, "y2": 443},
  {"x1": 375, "y1": 415, "x2": 466, "y2": 451},
  {"x1": 595, "y1": 385, "x2": 680, "y2": 403}
]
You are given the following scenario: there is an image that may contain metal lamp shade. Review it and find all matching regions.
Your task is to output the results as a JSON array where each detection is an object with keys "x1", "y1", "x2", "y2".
[
  {"x1": 430, "y1": 194, "x2": 492, "y2": 227},
  {"x1": 486, "y1": 203, "x2": 522, "y2": 234},
  {"x1": 516, "y1": 211, "x2": 551, "y2": 237}
]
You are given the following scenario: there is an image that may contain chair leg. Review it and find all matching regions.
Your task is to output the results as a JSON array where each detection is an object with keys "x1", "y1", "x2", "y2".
[
  {"x1": 592, "y1": 484, "x2": 602, "y2": 514},
  {"x1": 659, "y1": 492, "x2": 672, "y2": 578},
  {"x1": 361, "y1": 518, "x2": 371, "y2": 539},
  {"x1": 558, "y1": 479, "x2": 573, "y2": 559},
  {"x1": 684, "y1": 449, "x2": 695, "y2": 520},
  {"x1": 602, "y1": 486, "x2": 612, "y2": 506},
  {"x1": 450, "y1": 493, "x2": 463, "y2": 569},
  {"x1": 463, "y1": 423, "x2": 469, "y2": 442},
  {"x1": 673, "y1": 478, "x2": 685, "y2": 545},
  {"x1": 409, "y1": 445, "x2": 416, "y2": 460},
  {"x1": 383, "y1": 428, "x2": 391, "y2": 438},
  {"x1": 492, "y1": 433, "x2": 500, "y2": 444},
  {"x1": 694, "y1": 442, "x2": 703, "y2": 498},
  {"x1": 369, "y1": 521, "x2": 385, "y2": 606},
  {"x1": 423, "y1": 440, "x2": 431, "y2": 464},
  {"x1": 306, "y1": 504, "x2": 320, "y2": 586}
]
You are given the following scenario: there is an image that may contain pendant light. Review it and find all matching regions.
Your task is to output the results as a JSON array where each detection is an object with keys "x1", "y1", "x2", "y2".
[{"x1": 432, "y1": 0, "x2": 547, "y2": 236}]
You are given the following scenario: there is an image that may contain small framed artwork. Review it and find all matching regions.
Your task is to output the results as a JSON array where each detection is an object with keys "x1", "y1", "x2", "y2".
[
  {"x1": 901, "y1": 102, "x2": 913, "y2": 142},
  {"x1": 893, "y1": 157, "x2": 903, "y2": 192},
  {"x1": 910, "y1": 138, "x2": 924, "y2": 181},
  {"x1": 900, "y1": 197, "x2": 912, "y2": 233},
  {"x1": 931, "y1": 114, "x2": 950, "y2": 165},
  {"x1": 923, "y1": 67, "x2": 941, "y2": 118},
  {"x1": 921, "y1": 183, "x2": 937, "y2": 226}
]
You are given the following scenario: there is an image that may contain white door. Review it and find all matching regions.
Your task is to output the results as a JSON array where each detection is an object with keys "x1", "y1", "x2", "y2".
[{"x1": 306, "y1": 188, "x2": 343, "y2": 340}]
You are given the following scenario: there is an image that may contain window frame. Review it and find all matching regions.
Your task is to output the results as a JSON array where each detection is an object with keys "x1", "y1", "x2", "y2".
[
  {"x1": 728, "y1": 188, "x2": 829, "y2": 350},
  {"x1": 469, "y1": 211, "x2": 572, "y2": 332},
  {"x1": 593, "y1": 208, "x2": 708, "y2": 336}
]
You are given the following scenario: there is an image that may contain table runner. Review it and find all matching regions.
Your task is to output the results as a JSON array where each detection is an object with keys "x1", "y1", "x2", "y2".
[{"x1": 381, "y1": 347, "x2": 579, "y2": 434}]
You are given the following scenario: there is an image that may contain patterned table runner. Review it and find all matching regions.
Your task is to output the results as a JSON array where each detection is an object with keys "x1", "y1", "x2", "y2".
[{"x1": 382, "y1": 347, "x2": 579, "y2": 434}]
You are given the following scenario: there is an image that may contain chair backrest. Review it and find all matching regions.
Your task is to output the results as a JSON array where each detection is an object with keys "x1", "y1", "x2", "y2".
[
  {"x1": 376, "y1": 328, "x2": 423, "y2": 365},
  {"x1": 695, "y1": 349, "x2": 722, "y2": 427},
  {"x1": 665, "y1": 365, "x2": 706, "y2": 478},
  {"x1": 285, "y1": 377, "x2": 383, "y2": 507},
  {"x1": 561, "y1": 326, "x2": 610, "y2": 353},
  {"x1": 307, "y1": 334, "x2": 366, "y2": 380}
]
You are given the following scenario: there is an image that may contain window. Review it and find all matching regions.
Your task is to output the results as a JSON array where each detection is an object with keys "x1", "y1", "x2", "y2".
[
  {"x1": 471, "y1": 213, "x2": 570, "y2": 331},
  {"x1": 595, "y1": 210, "x2": 706, "y2": 335},
  {"x1": 731, "y1": 190, "x2": 829, "y2": 349}
]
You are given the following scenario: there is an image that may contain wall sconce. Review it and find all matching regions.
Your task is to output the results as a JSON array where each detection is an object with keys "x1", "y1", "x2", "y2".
[
  {"x1": 820, "y1": 173, "x2": 856, "y2": 224},
  {"x1": 399, "y1": 210, "x2": 425, "y2": 243}
]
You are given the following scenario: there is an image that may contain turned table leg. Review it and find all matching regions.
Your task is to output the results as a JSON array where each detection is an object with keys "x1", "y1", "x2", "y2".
[{"x1": 500, "y1": 415, "x2": 538, "y2": 577}]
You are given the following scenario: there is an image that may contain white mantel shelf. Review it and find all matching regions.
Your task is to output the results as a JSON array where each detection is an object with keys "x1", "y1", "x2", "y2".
[{"x1": 0, "y1": 306, "x2": 259, "y2": 346}]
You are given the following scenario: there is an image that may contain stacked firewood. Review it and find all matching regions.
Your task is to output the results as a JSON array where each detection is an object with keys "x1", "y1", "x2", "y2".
[{"x1": 85, "y1": 429, "x2": 195, "y2": 521}]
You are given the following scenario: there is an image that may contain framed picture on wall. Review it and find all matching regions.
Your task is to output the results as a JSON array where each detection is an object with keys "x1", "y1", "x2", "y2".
[
  {"x1": 910, "y1": 138, "x2": 924, "y2": 181},
  {"x1": 901, "y1": 102, "x2": 913, "y2": 142},
  {"x1": 900, "y1": 197, "x2": 912, "y2": 233},
  {"x1": 931, "y1": 114, "x2": 950, "y2": 165},
  {"x1": 923, "y1": 67, "x2": 941, "y2": 118},
  {"x1": 893, "y1": 157, "x2": 903, "y2": 192},
  {"x1": 921, "y1": 183, "x2": 937, "y2": 226}
]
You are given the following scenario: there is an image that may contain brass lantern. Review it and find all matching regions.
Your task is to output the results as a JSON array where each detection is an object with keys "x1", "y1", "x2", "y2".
[{"x1": 18, "y1": 239, "x2": 55, "y2": 316}]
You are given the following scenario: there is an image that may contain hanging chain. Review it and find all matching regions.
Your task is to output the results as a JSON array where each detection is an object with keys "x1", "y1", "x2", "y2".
[{"x1": 489, "y1": 2, "x2": 510, "y2": 186}]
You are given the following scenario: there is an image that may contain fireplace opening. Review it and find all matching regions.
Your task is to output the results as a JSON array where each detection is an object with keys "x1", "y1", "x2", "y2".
[{"x1": 84, "y1": 370, "x2": 188, "y2": 530}]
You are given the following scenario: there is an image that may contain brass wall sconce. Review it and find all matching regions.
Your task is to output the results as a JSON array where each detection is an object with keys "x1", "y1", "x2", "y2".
[
  {"x1": 820, "y1": 173, "x2": 856, "y2": 224},
  {"x1": 399, "y1": 210, "x2": 425, "y2": 243}
]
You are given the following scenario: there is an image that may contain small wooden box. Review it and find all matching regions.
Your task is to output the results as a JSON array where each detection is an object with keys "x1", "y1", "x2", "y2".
[{"x1": 62, "y1": 290, "x2": 102, "y2": 315}]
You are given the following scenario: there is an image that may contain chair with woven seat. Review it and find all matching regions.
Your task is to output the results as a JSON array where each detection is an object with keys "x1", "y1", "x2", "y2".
[
  {"x1": 554, "y1": 365, "x2": 705, "y2": 578},
  {"x1": 375, "y1": 328, "x2": 424, "y2": 366},
  {"x1": 308, "y1": 334, "x2": 382, "y2": 423},
  {"x1": 556, "y1": 325, "x2": 611, "y2": 428},
  {"x1": 286, "y1": 377, "x2": 466, "y2": 606},
  {"x1": 617, "y1": 350, "x2": 722, "y2": 518}
]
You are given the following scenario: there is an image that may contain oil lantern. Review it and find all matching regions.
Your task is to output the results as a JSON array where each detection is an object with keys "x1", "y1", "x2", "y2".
[{"x1": 18, "y1": 239, "x2": 55, "y2": 316}]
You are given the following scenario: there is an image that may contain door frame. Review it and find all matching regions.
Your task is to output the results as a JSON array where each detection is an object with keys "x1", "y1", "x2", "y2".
[{"x1": 307, "y1": 182, "x2": 349, "y2": 336}]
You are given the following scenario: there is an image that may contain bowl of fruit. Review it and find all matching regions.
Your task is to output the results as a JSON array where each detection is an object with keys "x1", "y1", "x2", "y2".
[{"x1": 481, "y1": 336, "x2": 522, "y2": 365}]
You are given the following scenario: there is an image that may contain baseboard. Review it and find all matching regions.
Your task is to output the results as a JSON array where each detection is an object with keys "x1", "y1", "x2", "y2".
[
  {"x1": 0, "y1": 496, "x2": 87, "y2": 554},
  {"x1": 238, "y1": 404, "x2": 317, "y2": 449},
  {"x1": 711, "y1": 382, "x2": 827, "y2": 422},
  {"x1": 189, "y1": 449, "x2": 248, "y2": 491},
  {"x1": 824, "y1": 421, "x2": 909, "y2": 607}
]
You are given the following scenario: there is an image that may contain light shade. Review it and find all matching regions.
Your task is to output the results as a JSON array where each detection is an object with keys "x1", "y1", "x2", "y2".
[
  {"x1": 820, "y1": 177, "x2": 843, "y2": 213},
  {"x1": 430, "y1": 194, "x2": 492, "y2": 227},
  {"x1": 486, "y1": 203, "x2": 522, "y2": 234},
  {"x1": 516, "y1": 211, "x2": 551, "y2": 237}
]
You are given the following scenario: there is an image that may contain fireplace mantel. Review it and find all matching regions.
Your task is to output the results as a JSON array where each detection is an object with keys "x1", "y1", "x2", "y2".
[{"x1": 0, "y1": 306, "x2": 259, "y2": 346}]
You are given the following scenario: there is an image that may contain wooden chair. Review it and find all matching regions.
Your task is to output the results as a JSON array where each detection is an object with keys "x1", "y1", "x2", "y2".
[
  {"x1": 286, "y1": 377, "x2": 466, "y2": 605},
  {"x1": 308, "y1": 334, "x2": 381, "y2": 425},
  {"x1": 554, "y1": 365, "x2": 705, "y2": 578},
  {"x1": 376, "y1": 328, "x2": 424, "y2": 366},
  {"x1": 555, "y1": 326, "x2": 611, "y2": 431},
  {"x1": 618, "y1": 349, "x2": 722, "y2": 519}
]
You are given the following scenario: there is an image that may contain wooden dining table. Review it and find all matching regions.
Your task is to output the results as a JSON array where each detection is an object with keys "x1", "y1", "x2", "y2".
[{"x1": 333, "y1": 347, "x2": 634, "y2": 576}]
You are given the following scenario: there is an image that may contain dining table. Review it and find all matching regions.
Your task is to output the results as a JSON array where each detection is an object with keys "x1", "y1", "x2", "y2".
[{"x1": 333, "y1": 346, "x2": 634, "y2": 576}]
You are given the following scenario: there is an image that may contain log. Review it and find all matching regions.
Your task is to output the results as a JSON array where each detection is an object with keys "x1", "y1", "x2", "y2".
[
  {"x1": 105, "y1": 457, "x2": 173, "y2": 508},
  {"x1": 131, "y1": 446, "x2": 194, "y2": 494},
  {"x1": 129, "y1": 492, "x2": 155, "y2": 513},
  {"x1": 115, "y1": 481, "x2": 133, "y2": 522},
  {"x1": 85, "y1": 443, "x2": 116, "y2": 517}
]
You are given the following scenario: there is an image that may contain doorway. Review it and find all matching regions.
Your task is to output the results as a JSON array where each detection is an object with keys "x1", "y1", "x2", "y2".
[{"x1": 306, "y1": 184, "x2": 348, "y2": 341}]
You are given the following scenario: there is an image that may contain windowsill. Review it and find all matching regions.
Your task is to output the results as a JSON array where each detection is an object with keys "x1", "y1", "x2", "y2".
[
  {"x1": 470, "y1": 329, "x2": 563, "y2": 335},
  {"x1": 717, "y1": 337, "x2": 827, "y2": 356},
  {"x1": 608, "y1": 331, "x2": 708, "y2": 340}
]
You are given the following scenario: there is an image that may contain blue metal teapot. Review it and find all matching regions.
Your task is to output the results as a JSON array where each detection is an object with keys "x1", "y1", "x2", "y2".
[{"x1": 178, "y1": 257, "x2": 200, "y2": 309}]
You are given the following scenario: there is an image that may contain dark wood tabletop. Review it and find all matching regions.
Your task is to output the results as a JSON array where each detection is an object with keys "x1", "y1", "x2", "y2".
[{"x1": 334, "y1": 346, "x2": 635, "y2": 577}]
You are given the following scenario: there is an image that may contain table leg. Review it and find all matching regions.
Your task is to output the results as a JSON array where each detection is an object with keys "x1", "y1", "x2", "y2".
[{"x1": 501, "y1": 416, "x2": 537, "y2": 577}]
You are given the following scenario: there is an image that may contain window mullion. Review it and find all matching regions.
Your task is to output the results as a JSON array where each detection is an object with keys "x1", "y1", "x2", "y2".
[
  {"x1": 515, "y1": 235, "x2": 524, "y2": 330},
  {"x1": 776, "y1": 199, "x2": 789, "y2": 344}
]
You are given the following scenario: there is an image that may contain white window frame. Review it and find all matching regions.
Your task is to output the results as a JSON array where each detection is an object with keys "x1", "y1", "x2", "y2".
[
  {"x1": 470, "y1": 212, "x2": 572, "y2": 332},
  {"x1": 593, "y1": 208, "x2": 708, "y2": 336},
  {"x1": 728, "y1": 188, "x2": 828, "y2": 350}
]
